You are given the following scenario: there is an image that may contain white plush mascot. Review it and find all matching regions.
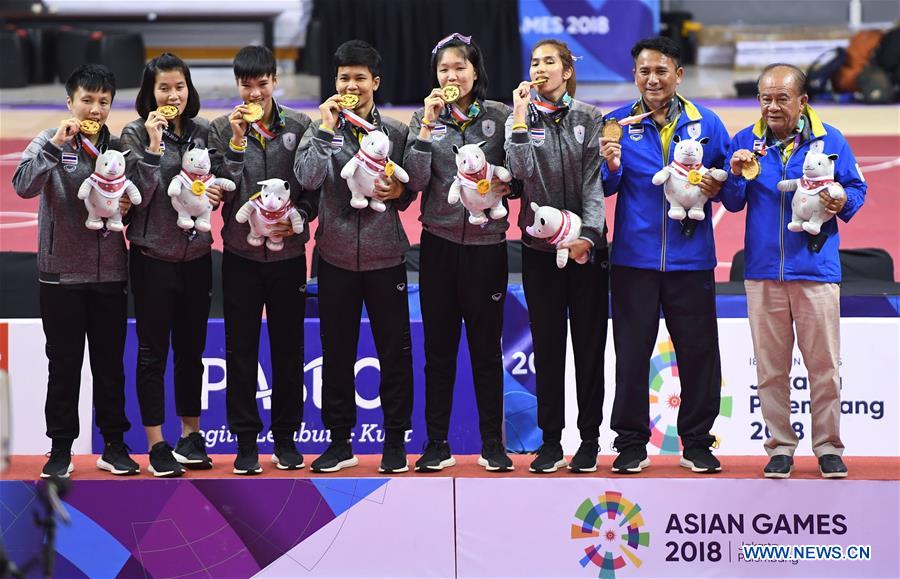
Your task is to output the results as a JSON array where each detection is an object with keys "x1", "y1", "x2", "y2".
[
  {"x1": 234, "y1": 178, "x2": 304, "y2": 251},
  {"x1": 778, "y1": 151, "x2": 845, "y2": 236},
  {"x1": 167, "y1": 143, "x2": 235, "y2": 232},
  {"x1": 340, "y1": 128, "x2": 409, "y2": 213},
  {"x1": 77, "y1": 149, "x2": 141, "y2": 231},
  {"x1": 525, "y1": 202, "x2": 588, "y2": 268},
  {"x1": 448, "y1": 142, "x2": 511, "y2": 225},
  {"x1": 652, "y1": 135, "x2": 727, "y2": 221}
]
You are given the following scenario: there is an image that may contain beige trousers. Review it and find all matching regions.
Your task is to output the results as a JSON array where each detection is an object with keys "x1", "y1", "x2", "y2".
[{"x1": 745, "y1": 280, "x2": 844, "y2": 457}]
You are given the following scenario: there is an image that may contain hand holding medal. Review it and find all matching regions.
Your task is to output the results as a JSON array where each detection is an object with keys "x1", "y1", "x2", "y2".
[
  {"x1": 730, "y1": 148, "x2": 760, "y2": 180},
  {"x1": 51, "y1": 117, "x2": 84, "y2": 147},
  {"x1": 599, "y1": 118, "x2": 624, "y2": 172}
]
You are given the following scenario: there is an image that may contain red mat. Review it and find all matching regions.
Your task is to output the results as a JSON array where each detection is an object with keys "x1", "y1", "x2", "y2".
[
  {"x1": 3, "y1": 454, "x2": 897, "y2": 481},
  {"x1": 4, "y1": 136, "x2": 898, "y2": 282}
]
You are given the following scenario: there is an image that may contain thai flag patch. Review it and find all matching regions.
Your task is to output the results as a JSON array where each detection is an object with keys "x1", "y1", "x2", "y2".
[
  {"x1": 628, "y1": 124, "x2": 643, "y2": 134},
  {"x1": 330, "y1": 134, "x2": 344, "y2": 149},
  {"x1": 530, "y1": 127, "x2": 545, "y2": 146},
  {"x1": 432, "y1": 124, "x2": 447, "y2": 140},
  {"x1": 753, "y1": 139, "x2": 767, "y2": 155},
  {"x1": 61, "y1": 152, "x2": 78, "y2": 165}
]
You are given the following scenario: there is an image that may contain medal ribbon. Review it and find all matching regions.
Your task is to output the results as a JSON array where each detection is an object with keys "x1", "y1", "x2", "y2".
[
  {"x1": 253, "y1": 197, "x2": 294, "y2": 224},
  {"x1": 456, "y1": 163, "x2": 493, "y2": 188},
  {"x1": 78, "y1": 135, "x2": 101, "y2": 159},
  {"x1": 670, "y1": 160, "x2": 703, "y2": 179}
]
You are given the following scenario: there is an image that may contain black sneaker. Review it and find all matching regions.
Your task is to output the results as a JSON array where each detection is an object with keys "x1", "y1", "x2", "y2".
[
  {"x1": 611, "y1": 445, "x2": 649, "y2": 474},
  {"x1": 310, "y1": 441, "x2": 358, "y2": 473},
  {"x1": 272, "y1": 440, "x2": 305, "y2": 470},
  {"x1": 568, "y1": 440, "x2": 600, "y2": 473},
  {"x1": 529, "y1": 442, "x2": 567, "y2": 473},
  {"x1": 764, "y1": 455, "x2": 793, "y2": 479},
  {"x1": 379, "y1": 441, "x2": 409, "y2": 474},
  {"x1": 96, "y1": 441, "x2": 140, "y2": 476},
  {"x1": 233, "y1": 442, "x2": 263, "y2": 475},
  {"x1": 819, "y1": 454, "x2": 848, "y2": 479},
  {"x1": 173, "y1": 432, "x2": 213, "y2": 470},
  {"x1": 148, "y1": 441, "x2": 184, "y2": 478},
  {"x1": 414, "y1": 440, "x2": 455, "y2": 472},
  {"x1": 680, "y1": 447, "x2": 721, "y2": 473},
  {"x1": 41, "y1": 449, "x2": 73, "y2": 479},
  {"x1": 478, "y1": 439, "x2": 514, "y2": 472}
]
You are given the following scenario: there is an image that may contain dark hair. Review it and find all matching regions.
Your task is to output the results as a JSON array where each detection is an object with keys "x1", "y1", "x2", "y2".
[
  {"x1": 334, "y1": 40, "x2": 382, "y2": 78},
  {"x1": 135, "y1": 53, "x2": 201, "y2": 119},
  {"x1": 532, "y1": 39, "x2": 577, "y2": 97},
  {"x1": 233, "y1": 45, "x2": 277, "y2": 82},
  {"x1": 430, "y1": 37, "x2": 488, "y2": 102},
  {"x1": 65, "y1": 64, "x2": 116, "y2": 101},
  {"x1": 757, "y1": 63, "x2": 808, "y2": 95},
  {"x1": 630, "y1": 36, "x2": 682, "y2": 69}
]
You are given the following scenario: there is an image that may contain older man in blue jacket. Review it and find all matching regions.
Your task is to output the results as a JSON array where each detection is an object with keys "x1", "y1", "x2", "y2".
[{"x1": 722, "y1": 63, "x2": 866, "y2": 479}]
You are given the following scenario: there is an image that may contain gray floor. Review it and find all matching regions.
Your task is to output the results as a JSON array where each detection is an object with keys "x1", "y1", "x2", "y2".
[{"x1": 0, "y1": 65, "x2": 757, "y2": 107}]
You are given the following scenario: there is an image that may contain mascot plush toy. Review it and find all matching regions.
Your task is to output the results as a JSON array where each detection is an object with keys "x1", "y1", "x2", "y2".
[
  {"x1": 448, "y1": 142, "x2": 511, "y2": 225},
  {"x1": 525, "y1": 202, "x2": 588, "y2": 268},
  {"x1": 652, "y1": 135, "x2": 727, "y2": 221},
  {"x1": 234, "y1": 178, "x2": 304, "y2": 251},
  {"x1": 167, "y1": 144, "x2": 235, "y2": 232},
  {"x1": 77, "y1": 149, "x2": 141, "y2": 231},
  {"x1": 778, "y1": 151, "x2": 845, "y2": 236},
  {"x1": 340, "y1": 128, "x2": 409, "y2": 212}
]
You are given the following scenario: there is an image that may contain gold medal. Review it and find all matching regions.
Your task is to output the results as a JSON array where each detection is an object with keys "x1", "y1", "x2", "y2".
[
  {"x1": 191, "y1": 180, "x2": 206, "y2": 196},
  {"x1": 384, "y1": 161, "x2": 395, "y2": 177},
  {"x1": 339, "y1": 94, "x2": 359, "y2": 109},
  {"x1": 687, "y1": 169, "x2": 703, "y2": 185},
  {"x1": 157, "y1": 105, "x2": 179, "y2": 120},
  {"x1": 530, "y1": 78, "x2": 548, "y2": 86},
  {"x1": 242, "y1": 102, "x2": 264, "y2": 123},
  {"x1": 602, "y1": 119, "x2": 623, "y2": 143},
  {"x1": 79, "y1": 119, "x2": 100, "y2": 136},
  {"x1": 442, "y1": 85, "x2": 460, "y2": 103},
  {"x1": 476, "y1": 179, "x2": 491, "y2": 195},
  {"x1": 741, "y1": 157, "x2": 761, "y2": 181}
]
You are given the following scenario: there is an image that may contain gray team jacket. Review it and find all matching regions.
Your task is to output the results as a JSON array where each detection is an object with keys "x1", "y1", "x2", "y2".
[
  {"x1": 121, "y1": 117, "x2": 213, "y2": 263},
  {"x1": 12, "y1": 127, "x2": 128, "y2": 283},
  {"x1": 294, "y1": 108, "x2": 413, "y2": 272},
  {"x1": 504, "y1": 99, "x2": 607, "y2": 252},
  {"x1": 210, "y1": 102, "x2": 317, "y2": 263},
  {"x1": 404, "y1": 99, "x2": 511, "y2": 245}
]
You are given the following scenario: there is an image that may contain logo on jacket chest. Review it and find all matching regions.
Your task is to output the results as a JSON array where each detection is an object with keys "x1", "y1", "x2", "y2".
[
  {"x1": 62, "y1": 152, "x2": 78, "y2": 172},
  {"x1": 282, "y1": 133, "x2": 297, "y2": 151},
  {"x1": 330, "y1": 134, "x2": 344, "y2": 150},
  {"x1": 530, "y1": 127, "x2": 545, "y2": 146},
  {"x1": 432, "y1": 124, "x2": 447, "y2": 141},
  {"x1": 573, "y1": 125, "x2": 585, "y2": 144},
  {"x1": 482, "y1": 119, "x2": 496, "y2": 138}
]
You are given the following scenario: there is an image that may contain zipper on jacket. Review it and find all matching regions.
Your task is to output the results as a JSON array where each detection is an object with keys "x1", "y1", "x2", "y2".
[
  {"x1": 656, "y1": 123, "x2": 668, "y2": 272},
  {"x1": 356, "y1": 211, "x2": 362, "y2": 270},
  {"x1": 554, "y1": 124, "x2": 568, "y2": 211},
  {"x1": 48, "y1": 221, "x2": 55, "y2": 255},
  {"x1": 459, "y1": 127, "x2": 468, "y2": 245},
  {"x1": 778, "y1": 138, "x2": 813, "y2": 281}
]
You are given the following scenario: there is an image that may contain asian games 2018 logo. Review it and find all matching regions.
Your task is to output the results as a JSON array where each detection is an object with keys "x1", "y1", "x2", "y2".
[
  {"x1": 571, "y1": 491, "x2": 650, "y2": 578},
  {"x1": 649, "y1": 339, "x2": 733, "y2": 454}
]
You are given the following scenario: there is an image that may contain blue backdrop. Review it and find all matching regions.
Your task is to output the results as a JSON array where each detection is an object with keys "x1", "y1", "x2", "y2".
[{"x1": 519, "y1": 0, "x2": 660, "y2": 82}]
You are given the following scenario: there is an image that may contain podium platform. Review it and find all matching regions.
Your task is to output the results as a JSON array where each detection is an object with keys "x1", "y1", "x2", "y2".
[{"x1": 2, "y1": 455, "x2": 898, "y2": 578}]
